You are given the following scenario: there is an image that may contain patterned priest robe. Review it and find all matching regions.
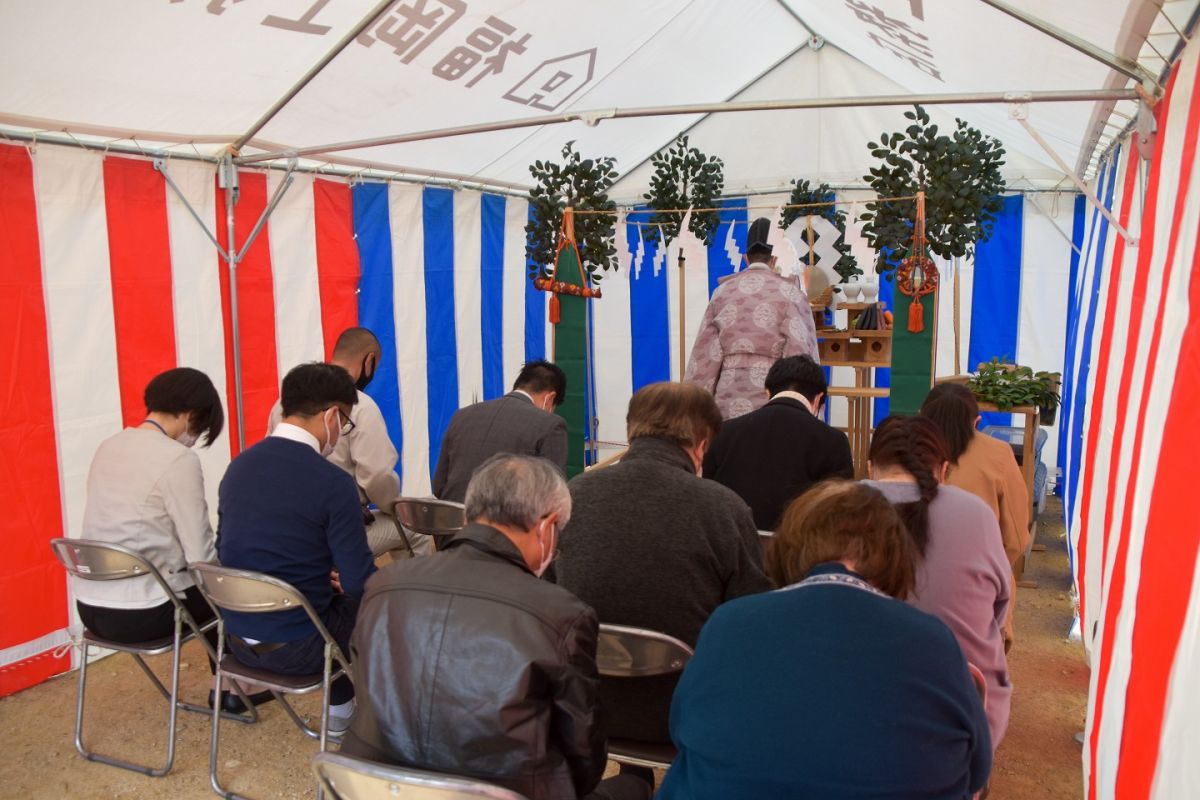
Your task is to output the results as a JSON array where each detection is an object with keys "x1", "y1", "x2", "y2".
[{"x1": 684, "y1": 265, "x2": 820, "y2": 419}]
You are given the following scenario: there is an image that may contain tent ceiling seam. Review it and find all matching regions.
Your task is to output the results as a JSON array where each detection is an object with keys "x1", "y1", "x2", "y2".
[
  {"x1": 462, "y1": 0, "x2": 707, "y2": 187},
  {"x1": 611, "y1": 38, "x2": 812, "y2": 190},
  {"x1": 231, "y1": 0, "x2": 396, "y2": 152}
]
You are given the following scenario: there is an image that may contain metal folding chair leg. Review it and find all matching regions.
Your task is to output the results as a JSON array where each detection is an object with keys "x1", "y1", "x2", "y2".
[
  {"x1": 73, "y1": 629, "x2": 259, "y2": 779},
  {"x1": 73, "y1": 633, "x2": 184, "y2": 777},
  {"x1": 207, "y1": 651, "x2": 339, "y2": 798}
]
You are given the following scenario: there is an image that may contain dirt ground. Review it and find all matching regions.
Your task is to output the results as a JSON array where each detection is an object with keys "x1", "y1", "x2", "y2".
[{"x1": 0, "y1": 497, "x2": 1086, "y2": 799}]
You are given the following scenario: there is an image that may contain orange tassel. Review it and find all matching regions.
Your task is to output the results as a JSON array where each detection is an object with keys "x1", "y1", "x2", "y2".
[
  {"x1": 907, "y1": 297, "x2": 924, "y2": 333},
  {"x1": 549, "y1": 294, "x2": 561, "y2": 324}
]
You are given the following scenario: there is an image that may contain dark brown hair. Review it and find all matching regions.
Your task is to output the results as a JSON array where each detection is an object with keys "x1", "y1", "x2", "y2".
[
  {"x1": 868, "y1": 415, "x2": 949, "y2": 557},
  {"x1": 626, "y1": 382, "x2": 722, "y2": 448},
  {"x1": 920, "y1": 383, "x2": 979, "y2": 464},
  {"x1": 767, "y1": 481, "x2": 916, "y2": 599}
]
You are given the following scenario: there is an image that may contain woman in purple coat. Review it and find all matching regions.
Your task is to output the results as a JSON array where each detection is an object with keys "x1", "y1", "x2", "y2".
[{"x1": 865, "y1": 415, "x2": 1013, "y2": 747}]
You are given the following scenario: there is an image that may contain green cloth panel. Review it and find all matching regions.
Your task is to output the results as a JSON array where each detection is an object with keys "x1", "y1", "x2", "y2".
[
  {"x1": 552, "y1": 245, "x2": 588, "y2": 478},
  {"x1": 889, "y1": 290, "x2": 938, "y2": 415}
]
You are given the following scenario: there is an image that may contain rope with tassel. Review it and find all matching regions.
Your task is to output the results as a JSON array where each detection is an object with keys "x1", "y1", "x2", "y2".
[
  {"x1": 533, "y1": 207, "x2": 601, "y2": 324},
  {"x1": 896, "y1": 191, "x2": 938, "y2": 333}
]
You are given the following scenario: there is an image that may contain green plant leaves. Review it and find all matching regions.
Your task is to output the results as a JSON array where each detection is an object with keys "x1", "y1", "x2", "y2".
[
  {"x1": 642, "y1": 135, "x2": 726, "y2": 246},
  {"x1": 858, "y1": 104, "x2": 1007, "y2": 272},
  {"x1": 967, "y1": 357, "x2": 1062, "y2": 411},
  {"x1": 525, "y1": 141, "x2": 619, "y2": 283}
]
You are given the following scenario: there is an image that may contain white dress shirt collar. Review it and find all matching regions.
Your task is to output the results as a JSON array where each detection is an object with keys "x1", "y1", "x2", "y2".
[
  {"x1": 271, "y1": 421, "x2": 321, "y2": 454},
  {"x1": 772, "y1": 391, "x2": 815, "y2": 414}
]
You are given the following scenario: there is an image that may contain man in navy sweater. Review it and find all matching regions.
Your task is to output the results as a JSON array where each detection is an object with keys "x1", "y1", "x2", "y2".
[{"x1": 218, "y1": 362, "x2": 376, "y2": 732}]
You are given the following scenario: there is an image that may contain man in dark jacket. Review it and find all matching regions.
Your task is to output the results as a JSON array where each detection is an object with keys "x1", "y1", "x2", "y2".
[
  {"x1": 553, "y1": 382, "x2": 771, "y2": 755},
  {"x1": 704, "y1": 355, "x2": 854, "y2": 531},
  {"x1": 432, "y1": 360, "x2": 568, "y2": 502},
  {"x1": 341, "y1": 454, "x2": 650, "y2": 800}
]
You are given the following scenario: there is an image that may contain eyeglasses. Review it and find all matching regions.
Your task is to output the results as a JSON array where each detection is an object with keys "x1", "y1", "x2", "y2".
[{"x1": 335, "y1": 409, "x2": 356, "y2": 436}]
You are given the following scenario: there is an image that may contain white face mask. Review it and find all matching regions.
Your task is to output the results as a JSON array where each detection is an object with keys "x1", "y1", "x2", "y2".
[
  {"x1": 176, "y1": 429, "x2": 198, "y2": 448},
  {"x1": 534, "y1": 518, "x2": 557, "y2": 578},
  {"x1": 321, "y1": 408, "x2": 338, "y2": 458}
]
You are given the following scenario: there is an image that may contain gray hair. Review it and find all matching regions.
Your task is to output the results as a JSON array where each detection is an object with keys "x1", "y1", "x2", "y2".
[{"x1": 464, "y1": 454, "x2": 571, "y2": 531}]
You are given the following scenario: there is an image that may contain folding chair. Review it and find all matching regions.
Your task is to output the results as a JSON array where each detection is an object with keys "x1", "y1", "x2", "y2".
[
  {"x1": 48, "y1": 538, "x2": 257, "y2": 778},
  {"x1": 393, "y1": 498, "x2": 466, "y2": 552},
  {"x1": 312, "y1": 752, "x2": 529, "y2": 800},
  {"x1": 190, "y1": 562, "x2": 353, "y2": 799},
  {"x1": 595, "y1": 623, "x2": 694, "y2": 770}
]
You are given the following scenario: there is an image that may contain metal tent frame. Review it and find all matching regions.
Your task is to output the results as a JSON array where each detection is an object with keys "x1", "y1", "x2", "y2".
[{"x1": 2, "y1": 0, "x2": 1191, "y2": 447}]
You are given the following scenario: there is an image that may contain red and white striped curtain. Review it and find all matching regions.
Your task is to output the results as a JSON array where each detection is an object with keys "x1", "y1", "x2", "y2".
[
  {"x1": 1066, "y1": 34, "x2": 1200, "y2": 800},
  {"x1": 0, "y1": 151, "x2": 361, "y2": 694}
]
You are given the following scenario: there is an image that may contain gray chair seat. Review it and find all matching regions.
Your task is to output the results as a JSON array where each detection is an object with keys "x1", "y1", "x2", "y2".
[
  {"x1": 81, "y1": 630, "x2": 178, "y2": 654},
  {"x1": 217, "y1": 656, "x2": 324, "y2": 693},
  {"x1": 607, "y1": 738, "x2": 678, "y2": 768}
]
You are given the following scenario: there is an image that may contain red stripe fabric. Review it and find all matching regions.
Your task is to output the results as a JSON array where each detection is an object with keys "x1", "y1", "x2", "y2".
[
  {"x1": 0, "y1": 144, "x2": 68, "y2": 695},
  {"x1": 103, "y1": 156, "x2": 178, "y2": 427},
  {"x1": 215, "y1": 172, "x2": 279, "y2": 456},
  {"x1": 0, "y1": 651, "x2": 70, "y2": 697},
  {"x1": 313, "y1": 179, "x2": 361, "y2": 359},
  {"x1": 1113, "y1": 56, "x2": 1200, "y2": 799},
  {"x1": 1075, "y1": 152, "x2": 1139, "y2": 633},
  {"x1": 1084, "y1": 67, "x2": 1176, "y2": 800}
]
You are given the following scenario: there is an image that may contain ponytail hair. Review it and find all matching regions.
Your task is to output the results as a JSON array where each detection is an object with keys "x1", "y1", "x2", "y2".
[{"x1": 868, "y1": 415, "x2": 949, "y2": 557}]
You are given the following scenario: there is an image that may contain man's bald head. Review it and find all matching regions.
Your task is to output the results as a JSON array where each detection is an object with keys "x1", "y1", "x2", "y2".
[
  {"x1": 331, "y1": 327, "x2": 381, "y2": 389},
  {"x1": 332, "y1": 327, "x2": 380, "y2": 361}
]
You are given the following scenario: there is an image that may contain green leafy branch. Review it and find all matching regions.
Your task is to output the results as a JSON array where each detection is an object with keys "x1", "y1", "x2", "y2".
[
  {"x1": 643, "y1": 135, "x2": 725, "y2": 247},
  {"x1": 859, "y1": 105, "x2": 1007, "y2": 275},
  {"x1": 526, "y1": 141, "x2": 618, "y2": 284}
]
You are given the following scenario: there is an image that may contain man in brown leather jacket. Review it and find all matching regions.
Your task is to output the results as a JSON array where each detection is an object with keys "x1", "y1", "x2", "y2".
[{"x1": 340, "y1": 454, "x2": 650, "y2": 800}]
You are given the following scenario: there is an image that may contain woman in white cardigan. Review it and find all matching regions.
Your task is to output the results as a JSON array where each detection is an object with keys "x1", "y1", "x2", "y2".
[{"x1": 73, "y1": 367, "x2": 262, "y2": 710}]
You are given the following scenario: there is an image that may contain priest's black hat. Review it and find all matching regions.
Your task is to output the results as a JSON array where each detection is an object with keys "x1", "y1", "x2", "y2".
[{"x1": 746, "y1": 217, "x2": 773, "y2": 256}]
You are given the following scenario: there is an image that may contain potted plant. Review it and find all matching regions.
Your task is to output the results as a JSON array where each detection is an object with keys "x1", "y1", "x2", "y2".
[
  {"x1": 1033, "y1": 370, "x2": 1062, "y2": 426},
  {"x1": 643, "y1": 135, "x2": 725, "y2": 247},
  {"x1": 967, "y1": 358, "x2": 1062, "y2": 424},
  {"x1": 526, "y1": 141, "x2": 619, "y2": 284}
]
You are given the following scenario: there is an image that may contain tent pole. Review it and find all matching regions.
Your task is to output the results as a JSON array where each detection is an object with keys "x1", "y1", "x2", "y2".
[
  {"x1": 231, "y1": 0, "x2": 396, "y2": 153},
  {"x1": 952, "y1": 256, "x2": 961, "y2": 376},
  {"x1": 677, "y1": 245, "x2": 686, "y2": 382},
  {"x1": 235, "y1": 89, "x2": 1137, "y2": 166},
  {"x1": 235, "y1": 162, "x2": 297, "y2": 263},
  {"x1": 221, "y1": 154, "x2": 246, "y2": 453},
  {"x1": 1014, "y1": 114, "x2": 1137, "y2": 245},
  {"x1": 975, "y1": 0, "x2": 1157, "y2": 86},
  {"x1": 154, "y1": 158, "x2": 230, "y2": 261}
]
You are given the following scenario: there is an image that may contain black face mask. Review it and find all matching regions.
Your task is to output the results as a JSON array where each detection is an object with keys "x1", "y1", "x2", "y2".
[{"x1": 356, "y1": 355, "x2": 376, "y2": 392}]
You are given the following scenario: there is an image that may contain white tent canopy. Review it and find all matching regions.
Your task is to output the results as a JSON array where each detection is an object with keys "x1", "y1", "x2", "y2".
[{"x1": 2, "y1": 0, "x2": 1190, "y2": 193}]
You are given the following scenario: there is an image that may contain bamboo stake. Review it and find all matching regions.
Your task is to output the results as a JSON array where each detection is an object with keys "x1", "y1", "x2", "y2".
[
  {"x1": 953, "y1": 256, "x2": 962, "y2": 375},
  {"x1": 678, "y1": 246, "x2": 687, "y2": 382}
]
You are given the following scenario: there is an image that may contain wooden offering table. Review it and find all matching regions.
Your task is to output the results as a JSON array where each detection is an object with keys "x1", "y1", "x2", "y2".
[{"x1": 817, "y1": 303, "x2": 892, "y2": 478}]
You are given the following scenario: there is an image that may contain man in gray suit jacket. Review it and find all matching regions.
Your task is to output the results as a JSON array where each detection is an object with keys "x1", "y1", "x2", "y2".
[{"x1": 433, "y1": 361, "x2": 568, "y2": 503}]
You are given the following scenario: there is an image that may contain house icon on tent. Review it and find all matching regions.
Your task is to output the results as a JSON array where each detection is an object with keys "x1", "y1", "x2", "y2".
[{"x1": 503, "y1": 49, "x2": 597, "y2": 112}]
